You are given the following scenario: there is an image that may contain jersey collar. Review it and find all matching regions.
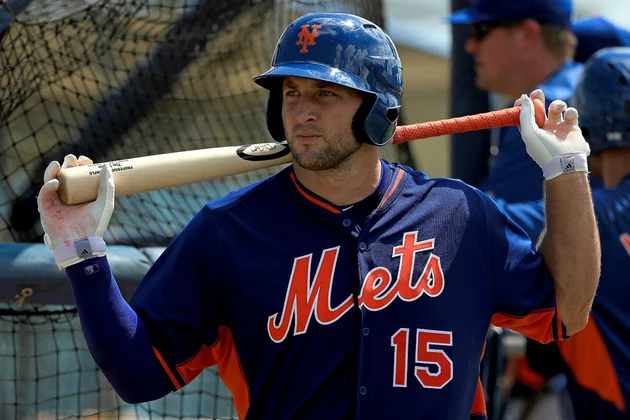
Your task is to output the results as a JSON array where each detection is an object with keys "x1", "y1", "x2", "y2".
[{"x1": 284, "y1": 160, "x2": 402, "y2": 213}]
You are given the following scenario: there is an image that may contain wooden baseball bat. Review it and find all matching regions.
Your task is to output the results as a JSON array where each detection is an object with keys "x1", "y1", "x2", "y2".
[
  {"x1": 57, "y1": 142, "x2": 292, "y2": 205},
  {"x1": 58, "y1": 99, "x2": 545, "y2": 205}
]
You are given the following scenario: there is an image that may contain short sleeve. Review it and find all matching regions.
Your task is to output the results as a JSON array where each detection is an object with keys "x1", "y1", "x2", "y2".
[
  {"x1": 480, "y1": 193, "x2": 567, "y2": 343},
  {"x1": 130, "y1": 206, "x2": 223, "y2": 389},
  {"x1": 495, "y1": 198, "x2": 546, "y2": 244}
]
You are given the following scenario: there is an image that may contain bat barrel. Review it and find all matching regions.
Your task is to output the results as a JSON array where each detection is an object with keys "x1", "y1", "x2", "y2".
[{"x1": 58, "y1": 143, "x2": 293, "y2": 205}]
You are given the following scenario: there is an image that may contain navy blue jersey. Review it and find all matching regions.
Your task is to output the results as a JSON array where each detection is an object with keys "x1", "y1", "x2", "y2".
[
  {"x1": 479, "y1": 61, "x2": 583, "y2": 202},
  {"x1": 130, "y1": 161, "x2": 564, "y2": 420},
  {"x1": 502, "y1": 176, "x2": 630, "y2": 416}
]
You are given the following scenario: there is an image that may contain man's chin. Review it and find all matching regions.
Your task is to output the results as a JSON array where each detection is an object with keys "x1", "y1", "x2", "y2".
[
  {"x1": 475, "y1": 76, "x2": 488, "y2": 91},
  {"x1": 293, "y1": 159, "x2": 330, "y2": 171},
  {"x1": 292, "y1": 152, "x2": 335, "y2": 171},
  {"x1": 475, "y1": 74, "x2": 496, "y2": 92}
]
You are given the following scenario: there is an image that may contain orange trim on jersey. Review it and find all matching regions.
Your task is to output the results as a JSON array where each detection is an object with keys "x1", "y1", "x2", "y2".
[
  {"x1": 470, "y1": 330, "x2": 489, "y2": 417},
  {"x1": 491, "y1": 308, "x2": 560, "y2": 344},
  {"x1": 176, "y1": 326, "x2": 250, "y2": 419},
  {"x1": 378, "y1": 169, "x2": 404, "y2": 210},
  {"x1": 471, "y1": 377, "x2": 488, "y2": 417},
  {"x1": 621, "y1": 233, "x2": 630, "y2": 256},
  {"x1": 514, "y1": 355, "x2": 545, "y2": 392},
  {"x1": 558, "y1": 317, "x2": 626, "y2": 412},
  {"x1": 555, "y1": 303, "x2": 566, "y2": 339},
  {"x1": 289, "y1": 172, "x2": 341, "y2": 214},
  {"x1": 152, "y1": 347, "x2": 182, "y2": 390}
]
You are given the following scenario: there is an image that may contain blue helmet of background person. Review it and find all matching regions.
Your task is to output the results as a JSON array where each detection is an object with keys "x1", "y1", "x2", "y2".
[
  {"x1": 254, "y1": 13, "x2": 403, "y2": 147},
  {"x1": 572, "y1": 16, "x2": 630, "y2": 63},
  {"x1": 572, "y1": 47, "x2": 630, "y2": 155}
]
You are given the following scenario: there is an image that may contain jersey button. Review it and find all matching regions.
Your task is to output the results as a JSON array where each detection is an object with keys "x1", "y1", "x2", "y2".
[
  {"x1": 343, "y1": 219, "x2": 351, "y2": 227},
  {"x1": 359, "y1": 386, "x2": 367, "y2": 396},
  {"x1": 358, "y1": 242, "x2": 367, "y2": 251},
  {"x1": 362, "y1": 327, "x2": 370, "y2": 336}
]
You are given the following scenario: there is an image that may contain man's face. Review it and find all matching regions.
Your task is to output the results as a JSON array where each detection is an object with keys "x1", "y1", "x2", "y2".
[
  {"x1": 281, "y1": 76, "x2": 364, "y2": 171},
  {"x1": 465, "y1": 21, "x2": 523, "y2": 93}
]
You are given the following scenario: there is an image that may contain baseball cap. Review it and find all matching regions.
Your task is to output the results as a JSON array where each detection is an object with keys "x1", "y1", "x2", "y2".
[
  {"x1": 445, "y1": 0, "x2": 573, "y2": 27},
  {"x1": 573, "y1": 16, "x2": 630, "y2": 63}
]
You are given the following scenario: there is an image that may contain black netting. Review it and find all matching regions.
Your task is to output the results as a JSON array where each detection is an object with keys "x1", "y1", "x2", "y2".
[
  {"x1": 0, "y1": 302, "x2": 236, "y2": 419},
  {"x1": 0, "y1": 0, "x2": 400, "y2": 246}
]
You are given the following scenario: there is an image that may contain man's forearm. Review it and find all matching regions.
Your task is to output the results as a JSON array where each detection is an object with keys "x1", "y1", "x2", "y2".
[
  {"x1": 538, "y1": 172, "x2": 600, "y2": 336},
  {"x1": 66, "y1": 257, "x2": 173, "y2": 403}
]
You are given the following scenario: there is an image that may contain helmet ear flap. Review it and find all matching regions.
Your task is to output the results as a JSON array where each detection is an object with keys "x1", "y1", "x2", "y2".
[
  {"x1": 266, "y1": 89, "x2": 286, "y2": 142},
  {"x1": 352, "y1": 93, "x2": 376, "y2": 145},
  {"x1": 367, "y1": 105, "x2": 400, "y2": 147},
  {"x1": 353, "y1": 92, "x2": 400, "y2": 147}
]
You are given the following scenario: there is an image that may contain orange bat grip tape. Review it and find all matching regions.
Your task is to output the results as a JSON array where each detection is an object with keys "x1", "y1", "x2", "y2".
[{"x1": 393, "y1": 100, "x2": 545, "y2": 144}]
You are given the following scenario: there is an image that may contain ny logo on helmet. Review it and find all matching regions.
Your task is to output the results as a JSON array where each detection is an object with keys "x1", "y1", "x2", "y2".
[{"x1": 297, "y1": 24, "x2": 321, "y2": 53}]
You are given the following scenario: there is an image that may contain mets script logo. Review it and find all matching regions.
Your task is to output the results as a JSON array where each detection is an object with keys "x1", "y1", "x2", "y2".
[
  {"x1": 297, "y1": 24, "x2": 321, "y2": 53},
  {"x1": 267, "y1": 231, "x2": 445, "y2": 342}
]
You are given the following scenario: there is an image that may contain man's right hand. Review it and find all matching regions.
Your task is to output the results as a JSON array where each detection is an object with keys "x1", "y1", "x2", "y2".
[
  {"x1": 516, "y1": 89, "x2": 590, "y2": 180},
  {"x1": 37, "y1": 154, "x2": 115, "y2": 269}
]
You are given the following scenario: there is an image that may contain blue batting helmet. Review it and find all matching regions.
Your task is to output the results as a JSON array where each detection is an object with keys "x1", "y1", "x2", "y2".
[
  {"x1": 572, "y1": 16, "x2": 630, "y2": 64},
  {"x1": 254, "y1": 13, "x2": 403, "y2": 147},
  {"x1": 572, "y1": 47, "x2": 630, "y2": 155}
]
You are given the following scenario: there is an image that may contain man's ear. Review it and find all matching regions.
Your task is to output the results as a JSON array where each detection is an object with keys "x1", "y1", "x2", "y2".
[{"x1": 518, "y1": 19, "x2": 543, "y2": 46}]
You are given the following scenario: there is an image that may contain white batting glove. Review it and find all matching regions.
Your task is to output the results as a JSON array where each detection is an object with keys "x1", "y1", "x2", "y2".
[
  {"x1": 37, "y1": 154, "x2": 115, "y2": 269},
  {"x1": 516, "y1": 89, "x2": 590, "y2": 180}
]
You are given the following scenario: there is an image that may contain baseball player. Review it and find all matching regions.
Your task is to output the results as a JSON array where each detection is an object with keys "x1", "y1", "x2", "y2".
[
  {"x1": 36, "y1": 13, "x2": 600, "y2": 419},
  {"x1": 499, "y1": 47, "x2": 630, "y2": 419}
]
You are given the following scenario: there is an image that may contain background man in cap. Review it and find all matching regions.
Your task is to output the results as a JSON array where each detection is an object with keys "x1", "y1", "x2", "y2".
[{"x1": 445, "y1": 0, "x2": 582, "y2": 204}]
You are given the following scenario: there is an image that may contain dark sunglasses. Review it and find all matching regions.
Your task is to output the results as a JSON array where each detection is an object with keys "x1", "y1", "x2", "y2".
[{"x1": 470, "y1": 21, "x2": 523, "y2": 41}]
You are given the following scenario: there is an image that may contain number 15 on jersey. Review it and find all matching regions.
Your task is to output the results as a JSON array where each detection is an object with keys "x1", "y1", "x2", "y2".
[{"x1": 391, "y1": 328, "x2": 453, "y2": 388}]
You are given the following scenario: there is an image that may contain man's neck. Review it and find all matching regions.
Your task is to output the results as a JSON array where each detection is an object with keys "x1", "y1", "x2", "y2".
[
  {"x1": 601, "y1": 149, "x2": 630, "y2": 188},
  {"x1": 293, "y1": 148, "x2": 382, "y2": 206},
  {"x1": 503, "y1": 56, "x2": 568, "y2": 100}
]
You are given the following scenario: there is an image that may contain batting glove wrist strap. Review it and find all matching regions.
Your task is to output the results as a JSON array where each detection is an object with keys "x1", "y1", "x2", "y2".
[
  {"x1": 542, "y1": 153, "x2": 588, "y2": 180},
  {"x1": 50, "y1": 236, "x2": 107, "y2": 270}
]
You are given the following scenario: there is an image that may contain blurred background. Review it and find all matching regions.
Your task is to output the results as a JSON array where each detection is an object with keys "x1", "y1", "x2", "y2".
[{"x1": 385, "y1": 0, "x2": 630, "y2": 179}]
